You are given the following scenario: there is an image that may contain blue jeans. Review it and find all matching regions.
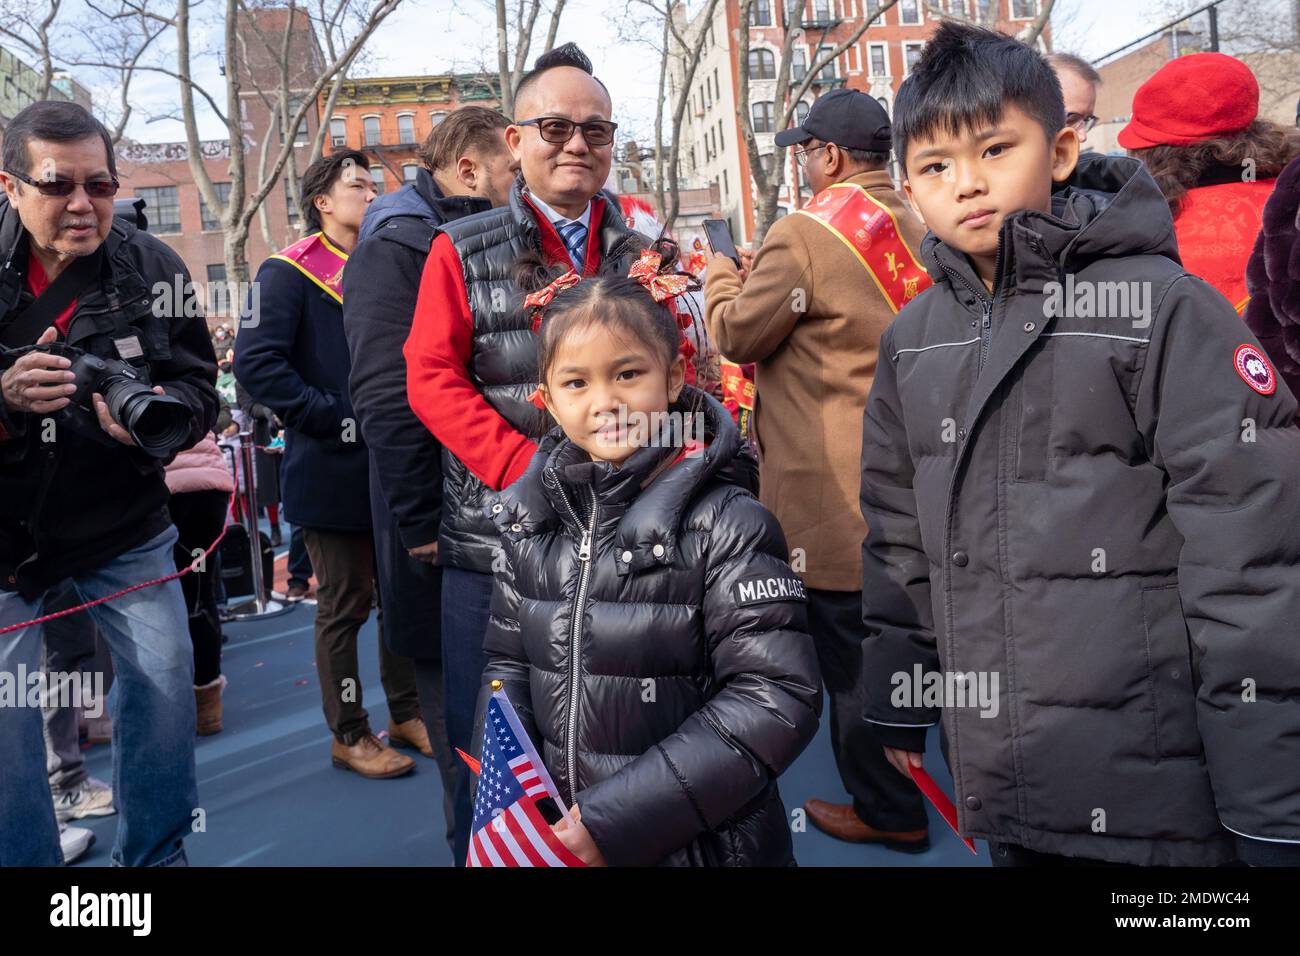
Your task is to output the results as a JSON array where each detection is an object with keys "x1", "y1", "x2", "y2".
[
  {"x1": 0, "y1": 525, "x2": 197, "y2": 867},
  {"x1": 441, "y1": 566, "x2": 492, "y2": 866}
]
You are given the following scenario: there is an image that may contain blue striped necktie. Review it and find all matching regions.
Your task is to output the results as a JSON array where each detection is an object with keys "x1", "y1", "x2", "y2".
[{"x1": 556, "y1": 220, "x2": 588, "y2": 272}]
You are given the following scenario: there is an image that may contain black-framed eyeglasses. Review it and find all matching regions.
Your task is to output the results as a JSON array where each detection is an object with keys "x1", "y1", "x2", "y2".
[
  {"x1": 3, "y1": 168, "x2": 120, "y2": 199},
  {"x1": 1065, "y1": 112, "x2": 1099, "y2": 134},
  {"x1": 515, "y1": 116, "x2": 618, "y2": 147},
  {"x1": 794, "y1": 144, "x2": 828, "y2": 167}
]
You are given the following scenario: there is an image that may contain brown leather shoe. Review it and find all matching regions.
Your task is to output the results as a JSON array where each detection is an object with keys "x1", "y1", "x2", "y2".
[
  {"x1": 331, "y1": 733, "x2": 416, "y2": 779},
  {"x1": 387, "y1": 716, "x2": 434, "y2": 758},
  {"x1": 805, "y1": 799, "x2": 930, "y2": 852},
  {"x1": 195, "y1": 675, "x2": 227, "y2": 736}
]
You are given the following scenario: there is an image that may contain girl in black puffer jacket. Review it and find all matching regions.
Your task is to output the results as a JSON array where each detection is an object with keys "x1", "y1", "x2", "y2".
[{"x1": 474, "y1": 251, "x2": 822, "y2": 866}]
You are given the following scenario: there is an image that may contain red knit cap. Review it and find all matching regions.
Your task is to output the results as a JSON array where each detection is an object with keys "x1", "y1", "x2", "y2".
[{"x1": 1118, "y1": 52, "x2": 1259, "y2": 149}]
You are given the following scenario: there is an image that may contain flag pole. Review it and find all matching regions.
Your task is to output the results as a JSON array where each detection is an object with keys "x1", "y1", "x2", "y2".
[{"x1": 490, "y1": 680, "x2": 578, "y2": 829}]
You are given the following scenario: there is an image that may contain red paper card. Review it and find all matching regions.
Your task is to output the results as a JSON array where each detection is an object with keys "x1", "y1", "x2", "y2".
[{"x1": 910, "y1": 765, "x2": 978, "y2": 855}]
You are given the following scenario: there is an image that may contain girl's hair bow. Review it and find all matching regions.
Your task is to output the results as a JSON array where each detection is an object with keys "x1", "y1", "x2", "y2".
[
  {"x1": 524, "y1": 269, "x2": 582, "y2": 333},
  {"x1": 627, "y1": 250, "x2": 690, "y2": 303}
]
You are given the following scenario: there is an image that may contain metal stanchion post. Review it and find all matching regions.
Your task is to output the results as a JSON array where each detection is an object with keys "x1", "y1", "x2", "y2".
[{"x1": 227, "y1": 429, "x2": 290, "y2": 620}]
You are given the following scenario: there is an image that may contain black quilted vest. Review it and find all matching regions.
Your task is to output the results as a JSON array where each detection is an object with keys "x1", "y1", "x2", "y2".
[{"x1": 437, "y1": 178, "x2": 647, "y2": 572}]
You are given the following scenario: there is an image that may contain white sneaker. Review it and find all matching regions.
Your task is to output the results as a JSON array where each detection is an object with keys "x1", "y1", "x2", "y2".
[
  {"x1": 53, "y1": 776, "x2": 116, "y2": 822},
  {"x1": 59, "y1": 823, "x2": 95, "y2": 864}
]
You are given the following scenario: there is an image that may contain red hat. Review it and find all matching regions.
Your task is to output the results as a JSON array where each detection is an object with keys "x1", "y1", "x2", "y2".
[{"x1": 1118, "y1": 52, "x2": 1259, "y2": 149}]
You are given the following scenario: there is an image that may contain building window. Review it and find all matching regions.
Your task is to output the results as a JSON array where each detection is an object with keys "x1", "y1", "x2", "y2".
[
  {"x1": 403, "y1": 164, "x2": 420, "y2": 182},
  {"x1": 1011, "y1": 0, "x2": 1037, "y2": 18},
  {"x1": 750, "y1": 0, "x2": 771, "y2": 26},
  {"x1": 280, "y1": 96, "x2": 309, "y2": 146},
  {"x1": 282, "y1": 175, "x2": 297, "y2": 223},
  {"x1": 397, "y1": 113, "x2": 416, "y2": 145},
  {"x1": 713, "y1": 68, "x2": 719, "y2": 101},
  {"x1": 899, "y1": 0, "x2": 921, "y2": 25},
  {"x1": 430, "y1": 111, "x2": 448, "y2": 127},
  {"x1": 370, "y1": 165, "x2": 386, "y2": 195},
  {"x1": 813, "y1": 0, "x2": 832, "y2": 21},
  {"x1": 722, "y1": 168, "x2": 728, "y2": 197},
  {"x1": 200, "y1": 181, "x2": 232, "y2": 232},
  {"x1": 869, "y1": 43, "x2": 888, "y2": 77},
  {"x1": 792, "y1": 47, "x2": 807, "y2": 81},
  {"x1": 795, "y1": 101, "x2": 810, "y2": 125},
  {"x1": 206, "y1": 264, "x2": 227, "y2": 314},
  {"x1": 718, "y1": 119, "x2": 724, "y2": 152},
  {"x1": 329, "y1": 117, "x2": 347, "y2": 148},
  {"x1": 135, "y1": 186, "x2": 180, "y2": 233},
  {"x1": 748, "y1": 49, "x2": 775, "y2": 80},
  {"x1": 904, "y1": 42, "x2": 924, "y2": 76},
  {"x1": 363, "y1": 116, "x2": 381, "y2": 146},
  {"x1": 752, "y1": 101, "x2": 775, "y2": 134},
  {"x1": 817, "y1": 45, "x2": 836, "y2": 80}
]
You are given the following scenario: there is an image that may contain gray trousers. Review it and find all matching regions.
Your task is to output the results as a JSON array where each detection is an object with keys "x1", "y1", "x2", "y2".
[{"x1": 40, "y1": 581, "x2": 114, "y2": 792}]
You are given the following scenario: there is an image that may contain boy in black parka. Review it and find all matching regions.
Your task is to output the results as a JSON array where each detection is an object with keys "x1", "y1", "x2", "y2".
[{"x1": 859, "y1": 22, "x2": 1300, "y2": 866}]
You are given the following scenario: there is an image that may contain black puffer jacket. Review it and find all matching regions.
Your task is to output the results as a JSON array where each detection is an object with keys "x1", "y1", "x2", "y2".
[
  {"x1": 475, "y1": 391, "x2": 822, "y2": 866},
  {"x1": 434, "y1": 179, "x2": 647, "y2": 573},
  {"x1": 860, "y1": 153, "x2": 1300, "y2": 866}
]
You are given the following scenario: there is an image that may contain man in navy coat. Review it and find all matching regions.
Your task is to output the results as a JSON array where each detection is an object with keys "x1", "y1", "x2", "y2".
[{"x1": 235, "y1": 150, "x2": 429, "y2": 778}]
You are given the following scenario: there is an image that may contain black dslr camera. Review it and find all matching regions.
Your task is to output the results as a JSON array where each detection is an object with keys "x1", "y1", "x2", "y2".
[{"x1": 1, "y1": 342, "x2": 192, "y2": 458}]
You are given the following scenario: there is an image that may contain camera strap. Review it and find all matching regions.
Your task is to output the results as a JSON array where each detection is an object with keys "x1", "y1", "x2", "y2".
[{"x1": 0, "y1": 246, "x2": 104, "y2": 349}]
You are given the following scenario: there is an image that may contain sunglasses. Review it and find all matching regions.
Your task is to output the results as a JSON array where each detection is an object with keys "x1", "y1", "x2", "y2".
[
  {"x1": 515, "y1": 116, "x2": 618, "y2": 147},
  {"x1": 4, "y1": 168, "x2": 120, "y2": 199}
]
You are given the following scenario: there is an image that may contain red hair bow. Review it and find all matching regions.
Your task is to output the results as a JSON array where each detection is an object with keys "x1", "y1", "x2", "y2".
[
  {"x1": 524, "y1": 269, "x2": 581, "y2": 333},
  {"x1": 627, "y1": 250, "x2": 690, "y2": 303}
]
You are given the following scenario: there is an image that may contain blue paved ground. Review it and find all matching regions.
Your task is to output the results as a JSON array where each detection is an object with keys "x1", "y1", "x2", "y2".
[{"x1": 70, "y1": 547, "x2": 987, "y2": 867}]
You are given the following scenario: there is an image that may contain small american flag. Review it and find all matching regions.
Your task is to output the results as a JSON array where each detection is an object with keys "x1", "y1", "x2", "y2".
[{"x1": 464, "y1": 688, "x2": 585, "y2": 867}]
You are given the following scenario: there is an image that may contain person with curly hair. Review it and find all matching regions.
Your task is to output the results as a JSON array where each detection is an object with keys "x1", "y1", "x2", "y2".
[{"x1": 1122, "y1": 52, "x2": 1300, "y2": 313}]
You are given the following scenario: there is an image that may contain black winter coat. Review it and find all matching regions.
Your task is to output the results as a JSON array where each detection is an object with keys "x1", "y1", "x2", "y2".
[
  {"x1": 859, "y1": 153, "x2": 1300, "y2": 866},
  {"x1": 234, "y1": 248, "x2": 370, "y2": 532},
  {"x1": 435, "y1": 178, "x2": 648, "y2": 573},
  {"x1": 343, "y1": 171, "x2": 491, "y2": 657},
  {"x1": 475, "y1": 391, "x2": 822, "y2": 866},
  {"x1": 0, "y1": 196, "x2": 218, "y2": 598}
]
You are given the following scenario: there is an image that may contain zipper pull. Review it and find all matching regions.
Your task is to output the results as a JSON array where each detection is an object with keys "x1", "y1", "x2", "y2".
[
  {"x1": 981, "y1": 302, "x2": 992, "y2": 329},
  {"x1": 577, "y1": 530, "x2": 592, "y2": 562}
]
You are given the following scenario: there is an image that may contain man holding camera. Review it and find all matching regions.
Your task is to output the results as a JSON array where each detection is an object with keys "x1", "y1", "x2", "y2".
[{"x1": 0, "y1": 101, "x2": 218, "y2": 866}]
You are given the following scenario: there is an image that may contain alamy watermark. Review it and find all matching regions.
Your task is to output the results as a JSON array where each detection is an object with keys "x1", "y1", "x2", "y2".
[
  {"x1": 890, "y1": 665, "x2": 1000, "y2": 719},
  {"x1": 0, "y1": 666, "x2": 105, "y2": 717},
  {"x1": 1042, "y1": 275, "x2": 1152, "y2": 328}
]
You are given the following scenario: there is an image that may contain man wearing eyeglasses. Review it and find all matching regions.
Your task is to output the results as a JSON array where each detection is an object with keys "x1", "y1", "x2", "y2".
[
  {"x1": 704, "y1": 88, "x2": 933, "y2": 855},
  {"x1": 1046, "y1": 53, "x2": 1102, "y2": 147},
  {"x1": 403, "y1": 42, "x2": 649, "y2": 864},
  {"x1": 0, "y1": 101, "x2": 218, "y2": 866}
]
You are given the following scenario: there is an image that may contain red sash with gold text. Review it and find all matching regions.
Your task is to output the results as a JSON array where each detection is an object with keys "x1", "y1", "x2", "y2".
[
  {"x1": 269, "y1": 232, "x2": 348, "y2": 304},
  {"x1": 794, "y1": 183, "x2": 931, "y2": 313}
]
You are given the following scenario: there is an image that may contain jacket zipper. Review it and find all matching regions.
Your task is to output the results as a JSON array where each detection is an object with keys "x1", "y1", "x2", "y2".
[
  {"x1": 549, "y1": 473, "x2": 598, "y2": 803},
  {"x1": 939, "y1": 230, "x2": 1006, "y2": 376}
]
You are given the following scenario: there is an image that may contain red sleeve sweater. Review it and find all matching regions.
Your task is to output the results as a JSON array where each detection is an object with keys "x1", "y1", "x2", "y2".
[{"x1": 404, "y1": 231, "x2": 538, "y2": 491}]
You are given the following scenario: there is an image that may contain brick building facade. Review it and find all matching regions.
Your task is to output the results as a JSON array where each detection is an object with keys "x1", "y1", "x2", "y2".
[{"x1": 671, "y1": 0, "x2": 1050, "y2": 242}]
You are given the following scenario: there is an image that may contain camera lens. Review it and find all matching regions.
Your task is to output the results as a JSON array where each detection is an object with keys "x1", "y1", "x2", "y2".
[{"x1": 104, "y1": 377, "x2": 191, "y2": 458}]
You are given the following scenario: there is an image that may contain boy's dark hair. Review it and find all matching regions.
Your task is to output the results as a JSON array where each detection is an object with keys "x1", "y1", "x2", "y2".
[
  {"x1": 513, "y1": 42, "x2": 609, "y2": 113},
  {"x1": 2, "y1": 100, "x2": 117, "y2": 181},
  {"x1": 893, "y1": 21, "x2": 1064, "y2": 172},
  {"x1": 516, "y1": 239, "x2": 686, "y2": 387},
  {"x1": 300, "y1": 149, "x2": 370, "y2": 231},
  {"x1": 420, "y1": 106, "x2": 510, "y2": 172}
]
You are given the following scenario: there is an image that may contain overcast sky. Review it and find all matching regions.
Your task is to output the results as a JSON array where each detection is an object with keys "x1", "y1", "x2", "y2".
[{"x1": 107, "y1": 0, "x2": 1174, "y2": 145}]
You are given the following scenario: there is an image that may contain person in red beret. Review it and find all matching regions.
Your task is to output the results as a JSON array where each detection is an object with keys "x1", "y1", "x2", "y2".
[{"x1": 1121, "y1": 52, "x2": 1300, "y2": 312}]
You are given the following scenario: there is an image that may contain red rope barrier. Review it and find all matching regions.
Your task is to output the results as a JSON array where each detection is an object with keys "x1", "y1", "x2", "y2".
[{"x1": 0, "y1": 488, "x2": 239, "y2": 636}]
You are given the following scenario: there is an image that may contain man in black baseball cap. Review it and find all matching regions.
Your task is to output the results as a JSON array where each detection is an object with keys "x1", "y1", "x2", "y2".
[
  {"x1": 706, "y1": 85, "x2": 934, "y2": 854},
  {"x1": 773, "y1": 87, "x2": 894, "y2": 195}
]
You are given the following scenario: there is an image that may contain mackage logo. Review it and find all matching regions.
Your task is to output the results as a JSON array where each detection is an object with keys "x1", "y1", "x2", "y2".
[{"x1": 733, "y1": 574, "x2": 808, "y2": 607}]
